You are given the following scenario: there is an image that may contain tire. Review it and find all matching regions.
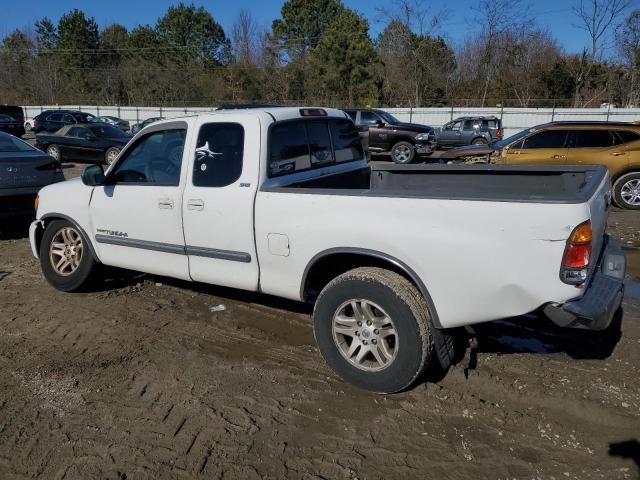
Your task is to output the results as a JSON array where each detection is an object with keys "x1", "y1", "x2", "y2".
[
  {"x1": 613, "y1": 172, "x2": 640, "y2": 209},
  {"x1": 25, "y1": 123, "x2": 32, "y2": 132},
  {"x1": 47, "y1": 144, "x2": 61, "y2": 161},
  {"x1": 39, "y1": 220, "x2": 98, "y2": 292},
  {"x1": 472, "y1": 137, "x2": 488, "y2": 145},
  {"x1": 390, "y1": 141, "x2": 415, "y2": 164},
  {"x1": 105, "y1": 147, "x2": 120, "y2": 165},
  {"x1": 313, "y1": 267, "x2": 435, "y2": 393}
]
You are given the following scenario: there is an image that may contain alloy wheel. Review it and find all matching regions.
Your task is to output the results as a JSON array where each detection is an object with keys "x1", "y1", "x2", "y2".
[{"x1": 49, "y1": 227, "x2": 83, "y2": 277}]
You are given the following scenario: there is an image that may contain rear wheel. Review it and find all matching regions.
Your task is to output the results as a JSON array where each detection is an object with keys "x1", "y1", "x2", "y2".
[
  {"x1": 613, "y1": 172, "x2": 640, "y2": 209},
  {"x1": 47, "y1": 144, "x2": 61, "y2": 161},
  {"x1": 25, "y1": 122, "x2": 32, "y2": 132},
  {"x1": 105, "y1": 147, "x2": 120, "y2": 165},
  {"x1": 39, "y1": 220, "x2": 98, "y2": 292},
  {"x1": 472, "y1": 137, "x2": 488, "y2": 145},
  {"x1": 390, "y1": 141, "x2": 415, "y2": 164},
  {"x1": 313, "y1": 267, "x2": 434, "y2": 393}
]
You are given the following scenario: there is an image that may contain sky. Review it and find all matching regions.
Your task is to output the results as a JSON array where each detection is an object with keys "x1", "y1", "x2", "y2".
[{"x1": 0, "y1": 0, "x2": 630, "y2": 55}]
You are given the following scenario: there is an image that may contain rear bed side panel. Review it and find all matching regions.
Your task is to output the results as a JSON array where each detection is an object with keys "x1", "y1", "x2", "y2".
[
  {"x1": 254, "y1": 192, "x2": 591, "y2": 328},
  {"x1": 586, "y1": 172, "x2": 611, "y2": 274}
]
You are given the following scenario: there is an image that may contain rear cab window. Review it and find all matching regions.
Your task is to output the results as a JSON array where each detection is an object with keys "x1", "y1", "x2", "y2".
[{"x1": 269, "y1": 118, "x2": 364, "y2": 177}]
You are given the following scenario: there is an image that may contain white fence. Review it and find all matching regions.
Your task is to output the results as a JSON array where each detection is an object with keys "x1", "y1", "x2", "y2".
[{"x1": 23, "y1": 105, "x2": 640, "y2": 136}]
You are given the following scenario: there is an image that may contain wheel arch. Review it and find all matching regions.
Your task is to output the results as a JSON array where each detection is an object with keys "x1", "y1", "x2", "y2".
[
  {"x1": 301, "y1": 247, "x2": 442, "y2": 328},
  {"x1": 35, "y1": 213, "x2": 100, "y2": 263},
  {"x1": 611, "y1": 167, "x2": 640, "y2": 187}
]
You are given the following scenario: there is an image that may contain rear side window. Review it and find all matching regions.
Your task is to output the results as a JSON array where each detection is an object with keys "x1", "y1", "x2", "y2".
[
  {"x1": 193, "y1": 123, "x2": 244, "y2": 187},
  {"x1": 522, "y1": 129, "x2": 568, "y2": 149},
  {"x1": 463, "y1": 120, "x2": 478, "y2": 130},
  {"x1": 615, "y1": 130, "x2": 640, "y2": 144},
  {"x1": 269, "y1": 119, "x2": 364, "y2": 177},
  {"x1": 47, "y1": 113, "x2": 63, "y2": 121},
  {"x1": 573, "y1": 130, "x2": 619, "y2": 148},
  {"x1": 485, "y1": 119, "x2": 498, "y2": 129}
]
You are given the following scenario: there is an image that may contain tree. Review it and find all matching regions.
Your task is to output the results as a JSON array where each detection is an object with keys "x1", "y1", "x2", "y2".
[
  {"x1": 231, "y1": 9, "x2": 261, "y2": 64},
  {"x1": 156, "y1": 2, "x2": 229, "y2": 66},
  {"x1": 572, "y1": 0, "x2": 633, "y2": 59},
  {"x1": 308, "y1": 9, "x2": 378, "y2": 105},
  {"x1": 0, "y1": 30, "x2": 36, "y2": 103},
  {"x1": 271, "y1": 0, "x2": 344, "y2": 60},
  {"x1": 619, "y1": 10, "x2": 640, "y2": 106}
]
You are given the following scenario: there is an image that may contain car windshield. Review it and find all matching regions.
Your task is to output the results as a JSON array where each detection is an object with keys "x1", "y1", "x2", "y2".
[
  {"x1": 377, "y1": 111, "x2": 400, "y2": 125},
  {"x1": 494, "y1": 127, "x2": 533, "y2": 148},
  {"x1": 0, "y1": 133, "x2": 35, "y2": 152},
  {"x1": 88, "y1": 124, "x2": 128, "y2": 138}
]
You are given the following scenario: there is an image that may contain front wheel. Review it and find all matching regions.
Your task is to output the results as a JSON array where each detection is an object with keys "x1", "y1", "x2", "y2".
[
  {"x1": 47, "y1": 144, "x2": 61, "y2": 161},
  {"x1": 105, "y1": 147, "x2": 120, "y2": 165},
  {"x1": 39, "y1": 220, "x2": 98, "y2": 292},
  {"x1": 313, "y1": 267, "x2": 434, "y2": 393},
  {"x1": 613, "y1": 172, "x2": 640, "y2": 209},
  {"x1": 390, "y1": 141, "x2": 415, "y2": 164}
]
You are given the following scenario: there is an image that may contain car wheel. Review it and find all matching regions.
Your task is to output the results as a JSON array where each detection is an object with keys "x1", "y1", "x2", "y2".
[
  {"x1": 313, "y1": 267, "x2": 435, "y2": 393},
  {"x1": 47, "y1": 144, "x2": 61, "y2": 161},
  {"x1": 25, "y1": 122, "x2": 32, "y2": 132},
  {"x1": 613, "y1": 172, "x2": 640, "y2": 210},
  {"x1": 39, "y1": 220, "x2": 98, "y2": 292},
  {"x1": 391, "y1": 141, "x2": 415, "y2": 164},
  {"x1": 105, "y1": 147, "x2": 120, "y2": 165},
  {"x1": 472, "y1": 138, "x2": 488, "y2": 145}
]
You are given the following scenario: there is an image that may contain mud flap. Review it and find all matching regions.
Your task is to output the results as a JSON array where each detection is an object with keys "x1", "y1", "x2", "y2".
[{"x1": 432, "y1": 327, "x2": 456, "y2": 370}]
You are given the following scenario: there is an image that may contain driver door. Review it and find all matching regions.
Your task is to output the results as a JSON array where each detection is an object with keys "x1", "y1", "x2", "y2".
[
  {"x1": 359, "y1": 111, "x2": 384, "y2": 150},
  {"x1": 89, "y1": 123, "x2": 191, "y2": 280},
  {"x1": 439, "y1": 120, "x2": 463, "y2": 146}
]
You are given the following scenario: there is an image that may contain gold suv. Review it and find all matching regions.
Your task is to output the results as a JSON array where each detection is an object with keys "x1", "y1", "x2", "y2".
[{"x1": 441, "y1": 121, "x2": 640, "y2": 209}]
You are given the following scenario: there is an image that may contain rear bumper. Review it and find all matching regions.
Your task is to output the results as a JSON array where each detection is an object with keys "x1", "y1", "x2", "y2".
[{"x1": 544, "y1": 236, "x2": 625, "y2": 331}]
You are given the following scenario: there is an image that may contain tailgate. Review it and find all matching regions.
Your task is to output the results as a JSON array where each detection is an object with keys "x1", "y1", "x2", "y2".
[{"x1": 586, "y1": 170, "x2": 611, "y2": 272}]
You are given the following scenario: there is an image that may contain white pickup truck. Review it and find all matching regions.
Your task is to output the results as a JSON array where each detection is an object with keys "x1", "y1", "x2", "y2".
[{"x1": 29, "y1": 107, "x2": 626, "y2": 393}]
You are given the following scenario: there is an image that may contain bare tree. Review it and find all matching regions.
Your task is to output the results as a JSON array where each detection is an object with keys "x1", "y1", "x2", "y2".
[
  {"x1": 619, "y1": 10, "x2": 640, "y2": 106},
  {"x1": 572, "y1": 0, "x2": 633, "y2": 59},
  {"x1": 231, "y1": 9, "x2": 260, "y2": 64}
]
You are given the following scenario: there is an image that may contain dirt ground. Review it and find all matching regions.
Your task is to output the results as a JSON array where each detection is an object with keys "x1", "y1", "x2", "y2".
[{"x1": 1, "y1": 165, "x2": 639, "y2": 480}]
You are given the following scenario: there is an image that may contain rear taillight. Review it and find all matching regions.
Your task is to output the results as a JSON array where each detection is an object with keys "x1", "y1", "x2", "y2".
[
  {"x1": 496, "y1": 129, "x2": 502, "y2": 139},
  {"x1": 34, "y1": 195, "x2": 39, "y2": 211},
  {"x1": 561, "y1": 221, "x2": 592, "y2": 285},
  {"x1": 34, "y1": 118, "x2": 39, "y2": 127},
  {"x1": 37, "y1": 161, "x2": 63, "y2": 173}
]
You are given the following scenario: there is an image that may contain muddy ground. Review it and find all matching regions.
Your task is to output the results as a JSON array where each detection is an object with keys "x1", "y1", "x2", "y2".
[{"x1": 0, "y1": 165, "x2": 639, "y2": 480}]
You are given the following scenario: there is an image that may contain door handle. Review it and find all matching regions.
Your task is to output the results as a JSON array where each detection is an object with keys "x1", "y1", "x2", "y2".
[
  {"x1": 187, "y1": 199, "x2": 205, "y2": 211},
  {"x1": 158, "y1": 198, "x2": 174, "y2": 209},
  {"x1": 611, "y1": 152, "x2": 626, "y2": 156}
]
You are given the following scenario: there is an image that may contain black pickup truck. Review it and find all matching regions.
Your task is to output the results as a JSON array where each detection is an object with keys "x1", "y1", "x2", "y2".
[{"x1": 343, "y1": 108, "x2": 433, "y2": 164}]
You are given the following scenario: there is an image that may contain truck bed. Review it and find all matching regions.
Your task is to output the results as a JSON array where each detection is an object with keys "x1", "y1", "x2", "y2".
[{"x1": 264, "y1": 164, "x2": 608, "y2": 204}]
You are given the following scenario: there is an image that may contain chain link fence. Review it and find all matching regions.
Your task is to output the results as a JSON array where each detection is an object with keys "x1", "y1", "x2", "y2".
[{"x1": 23, "y1": 104, "x2": 640, "y2": 136}]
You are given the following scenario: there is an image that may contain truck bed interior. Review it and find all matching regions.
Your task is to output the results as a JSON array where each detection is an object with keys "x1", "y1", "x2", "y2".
[{"x1": 266, "y1": 164, "x2": 607, "y2": 204}]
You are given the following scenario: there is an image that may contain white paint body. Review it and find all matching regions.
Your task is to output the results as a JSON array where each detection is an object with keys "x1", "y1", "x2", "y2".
[{"x1": 30, "y1": 108, "x2": 610, "y2": 329}]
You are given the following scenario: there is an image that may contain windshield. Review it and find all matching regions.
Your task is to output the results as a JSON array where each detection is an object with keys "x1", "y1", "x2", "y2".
[
  {"x1": 494, "y1": 127, "x2": 533, "y2": 149},
  {"x1": 88, "y1": 124, "x2": 128, "y2": 138},
  {"x1": 0, "y1": 133, "x2": 35, "y2": 152},
  {"x1": 377, "y1": 110, "x2": 400, "y2": 125}
]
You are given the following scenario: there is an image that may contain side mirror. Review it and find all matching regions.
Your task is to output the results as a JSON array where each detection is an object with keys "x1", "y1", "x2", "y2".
[
  {"x1": 376, "y1": 120, "x2": 385, "y2": 128},
  {"x1": 81, "y1": 164, "x2": 105, "y2": 186}
]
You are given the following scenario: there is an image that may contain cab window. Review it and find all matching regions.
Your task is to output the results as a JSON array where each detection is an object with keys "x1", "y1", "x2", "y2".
[
  {"x1": 111, "y1": 128, "x2": 186, "y2": 186},
  {"x1": 360, "y1": 111, "x2": 381, "y2": 126},
  {"x1": 193, "y1": 123, "x2": 244, "y2": 187},
  {"x1": 521, "y1": 129, "x2": 569, "y2": 149}
]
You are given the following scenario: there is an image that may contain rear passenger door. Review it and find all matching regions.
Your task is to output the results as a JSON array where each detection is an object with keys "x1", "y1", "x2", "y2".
[
  {"x1": 504, "y1": 129, "x2": 570, "y2": 165},
  {"x1": 181, "y1": 115, "x2": 261, "y2": 291}
]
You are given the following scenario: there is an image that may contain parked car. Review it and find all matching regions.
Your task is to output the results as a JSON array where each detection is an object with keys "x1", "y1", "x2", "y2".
[
  {"x1": 35, "y1": 123, "x2": 130, "y2": 165},
  {"x1": 431, "y1": 116, "x2": 502, "y2": 148},
  {"x1": 0, "y1": 131, "x2": 64, "y2": 219},
  {"x1": 97, "y1": 116, "x2": 130, "y2": 132},
  {"x1": 0, "y1": 105, "x2": 25, "y2": 132},
  {"x1": 29, "y1": 107, "x2": 624, "y2": 394},
  {"x1": 441, "y1": 121, "x2": 640, "y2": 209},
  {"x1": 32, "y1": 110, "x2": 98, "y2": 133},
  {"x1": 131, "y1": 117, "x2": 164, "y2": 134},
  {"x1": 0, "y1": 114, "x2": 26, "y2": 137},
  {"x1": 343, "y1": 108, "x2": 433, "y2": 164}
]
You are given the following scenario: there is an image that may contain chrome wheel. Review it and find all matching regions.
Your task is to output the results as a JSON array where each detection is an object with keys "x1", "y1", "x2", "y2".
[
  {"x1": 392, "y1": 145, "x2": 412, "y2": 163},
  {"x1": 106, "y1": 148, "x2": 120, "y2": 165},
  {"x1": 620, "y1": 179, "x2": 640, "y2": 206},
  {"x1": 49, "y1": 227, "x2": 83, "y2": 276},
  {"x1": 47, "y1": 145, "x2": 60, "y2": 161},
  {"x1": 332, "y1": 299, "x2": 398, "y2": 372}
]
